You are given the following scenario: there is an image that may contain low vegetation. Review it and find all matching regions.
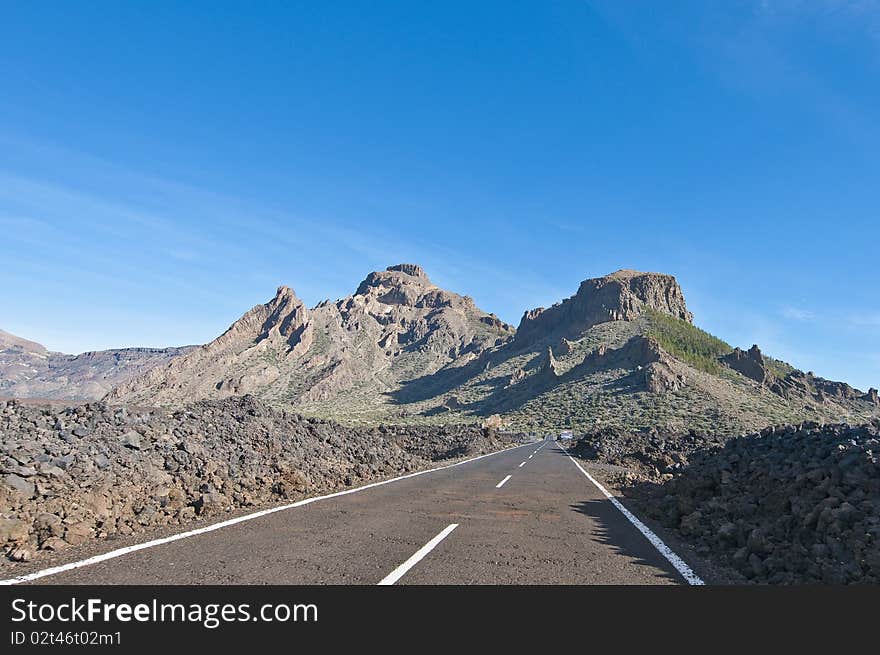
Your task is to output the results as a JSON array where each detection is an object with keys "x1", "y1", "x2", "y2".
[
  {"x1": 763, "y1": 354, "x2": 795, "y2": 380},
  {"x1": 642, "y1": 309, "x2": 732, "y2": 374}
]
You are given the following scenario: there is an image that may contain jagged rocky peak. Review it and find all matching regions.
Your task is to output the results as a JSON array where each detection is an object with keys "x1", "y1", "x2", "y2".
[
  {"x1": 210, "y1": 283, "x2": 312, "y2": 355},
  {"x1": 274, "y1": 284, "x2": 296, "y2": 300},
  {"x1": 258, "y1": 285, "x2": 312, "y2": 351},
  {"x1": 515, "y1": 269, "x2": 692, "y2": 347},
  {"x1": 354, "y1": 263, "x2": 438, "y2": 306},
  {"x1": 270, "y1": 284, "x2": 306, "y2": 316},
  {"x1": 106, "y1": 283, "x2": 313, "y2": 404}
]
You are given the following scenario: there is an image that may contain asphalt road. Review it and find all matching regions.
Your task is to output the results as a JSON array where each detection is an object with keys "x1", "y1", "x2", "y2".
[{"x1": 16, "y1": 438, "x2": 695, "y2": 585}]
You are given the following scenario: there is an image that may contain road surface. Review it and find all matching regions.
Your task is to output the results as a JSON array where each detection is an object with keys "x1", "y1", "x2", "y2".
[{"x1": 9, "y1": 438, "x2": 700, "y2": 585}]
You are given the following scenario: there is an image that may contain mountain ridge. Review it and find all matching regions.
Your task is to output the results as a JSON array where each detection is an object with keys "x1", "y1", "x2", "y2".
[
  {"x1": 0, "y1": 330, "x2": 194, "y2": 401},
  {"x1": 4, "y1": 265, "x2": 877, "y2": 434},
  {"x1": 106, "y1": 264, "x2": 515, "y2": 409}
]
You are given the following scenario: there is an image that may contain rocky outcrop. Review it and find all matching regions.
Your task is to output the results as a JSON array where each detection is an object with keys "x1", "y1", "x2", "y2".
[
  {"x1": 720, "y1": 346, "x2": 874, "y2": 406},
  {"x1": 866, "y1": 388, "x2": 880, "y2": 406},
  {"x1": 577, "y1": 335, "x2": 663, "y2": 371},
  {"x1": 355, "y1": 264, "x2": 435, "y2": 305},
  {"x1": 0, "y1": 329, "x2": 194, "y2": 401},
  {"x1": 514, "y1": 270, "x2": 692, "y2": 349},
  {"x1": 721, "y1": 345, "x2": 774, "y2": 386},
  {"x1": 0, "y1": 396, "x2": 522, "y2": 562},
  {"x1": 569, "y1": 336, "x2": 684, "y2": 394},
  {"x1": 537, "y1": 346, "x2": 561, "y2": 379},
  {"x1": 771, "y1": 369, "x2": 863, "y2": 404},
  {"x1": 385, "y1": 263, "x2": 426, "y2": 278},
  {"x1": 257, "y1": 286, "x2": 314, "y2": 355},
  {"x1": 644, "y1": 361, "x2": 686, "y2": 393},
  {"x1": 810, "y1": 376, "x2": 861, "y2": 402}
]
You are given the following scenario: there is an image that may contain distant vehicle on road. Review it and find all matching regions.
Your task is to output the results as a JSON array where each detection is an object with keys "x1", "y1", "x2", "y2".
[{"x1": 558, "y1": 430, "x2": 574, "y2": 441}]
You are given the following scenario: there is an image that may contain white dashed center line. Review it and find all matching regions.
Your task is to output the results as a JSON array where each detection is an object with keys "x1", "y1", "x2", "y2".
[
  {"x1": 496, "y1": 475, "x2": 512, "y2": 489},
  {"x1": 378, "y1": 524, "x2": 459, "y2": 585},
  {"x1": 518, "y1": 461, "x2": 526, "y2": 468}
]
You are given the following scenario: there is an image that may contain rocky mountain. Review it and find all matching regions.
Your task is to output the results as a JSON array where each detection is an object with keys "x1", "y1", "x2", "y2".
[
  {"x1": 7, "y1": 266, "x2": 875, "y2": 434},
  {"x1": 0, "y1": 330, "x2": 193, "y2": 401},
  {"x1": 107, "y1": 264, "x2": 515, "y2": 416},
  {"x1": 387, "y1": 269, "x2": 879, "y2": 434}
]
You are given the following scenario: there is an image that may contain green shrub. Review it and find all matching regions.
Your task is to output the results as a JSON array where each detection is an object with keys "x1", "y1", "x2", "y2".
[{"x1": 642, "y1": 309, "x2": 732, "y2": 374}]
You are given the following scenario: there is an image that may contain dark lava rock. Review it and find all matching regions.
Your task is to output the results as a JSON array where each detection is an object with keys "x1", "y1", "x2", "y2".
[
  {"x1": 0, "y1": 395, "x2": 524, "y2": 562},
  {"x1": 629, "y1": 421, "x2": 880, "y2": 584}
]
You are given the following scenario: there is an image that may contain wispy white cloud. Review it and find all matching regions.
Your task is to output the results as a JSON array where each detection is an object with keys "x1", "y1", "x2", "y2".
[{"x1": 781, "y1": 305, "x2": 816, "y2": 321}]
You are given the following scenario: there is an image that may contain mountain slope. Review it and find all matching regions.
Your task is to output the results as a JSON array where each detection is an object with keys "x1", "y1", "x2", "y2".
[{"x1": 0, "y1": 330, "x2": 193, "y2": 401}]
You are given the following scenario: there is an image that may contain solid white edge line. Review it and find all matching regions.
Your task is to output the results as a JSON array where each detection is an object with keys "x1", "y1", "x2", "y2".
[
  {"x1": 559, "y1": 447, "x2": 705, "y2": 586},
  {"x1": 0, "y1": 442, "x2": 535, "y2": 586},
  {"x1": 495, "y1": 474, "x2": 512, "y2": 489},
  {"x1": 377, "y1": 523, "x2": 459, "y2": 585}
]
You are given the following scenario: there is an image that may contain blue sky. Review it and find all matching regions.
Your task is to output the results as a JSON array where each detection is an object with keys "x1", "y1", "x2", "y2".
[{"x1": 1, "y1": 1, "x2": 877, "y2": 390}]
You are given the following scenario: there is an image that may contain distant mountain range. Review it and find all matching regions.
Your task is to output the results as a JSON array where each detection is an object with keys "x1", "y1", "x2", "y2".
[
  {"x1": 0, "y1": 329, "x2": 194, "y2": 401},
  {"x1": 4, "y1": 265, "x2": 878, "y2": 433}
]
